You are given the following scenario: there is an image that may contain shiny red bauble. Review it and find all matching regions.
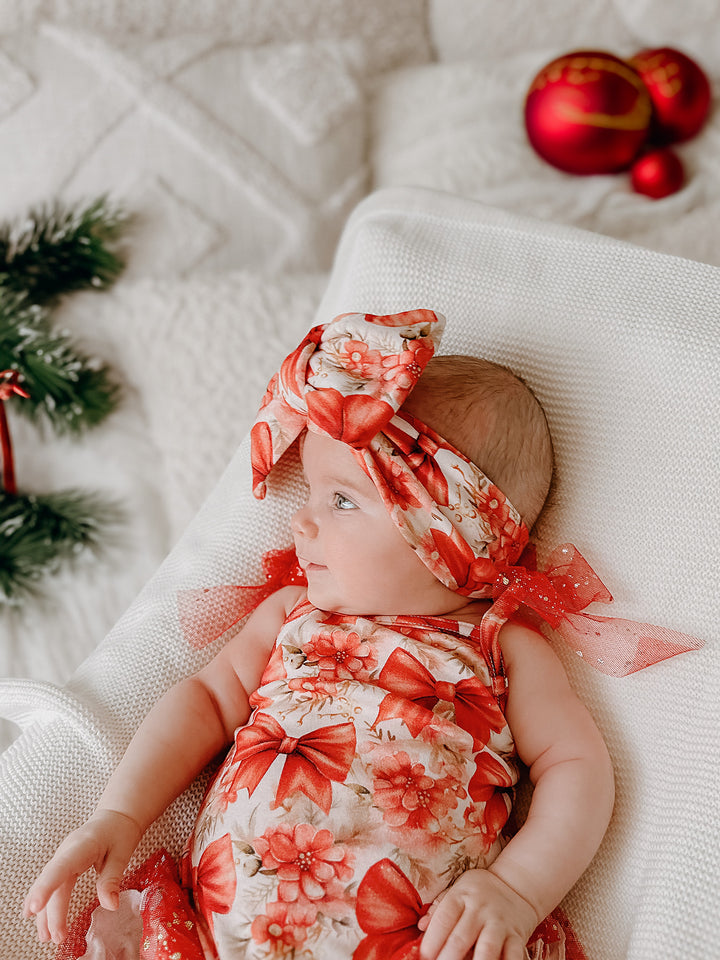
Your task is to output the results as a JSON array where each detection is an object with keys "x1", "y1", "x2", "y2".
[
  {"x1": 630, "y1": 148, "x2": 685, "y2": 198},
  {"x1": 629, "y1": 47, "x2": 711, "y2": 143},
  {"x1": 524, "y1": 50, "x2": 652, "y2": 174}
]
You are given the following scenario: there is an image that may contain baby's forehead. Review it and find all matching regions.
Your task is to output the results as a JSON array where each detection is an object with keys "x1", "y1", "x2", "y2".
[{"x1": 301, "y1": 431, "x2": 377, "y2": 492}]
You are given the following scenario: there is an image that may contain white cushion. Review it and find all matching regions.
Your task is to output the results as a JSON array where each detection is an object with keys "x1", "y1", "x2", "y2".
[
  {"x1": 1, "y1": 188, "x2": 718, "y2": 960},
  {"x1": 0, "y1": 5, "x2": 429, "y2": 279}
]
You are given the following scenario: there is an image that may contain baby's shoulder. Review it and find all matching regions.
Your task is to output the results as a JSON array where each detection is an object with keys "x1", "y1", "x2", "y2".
[
  {"x1": 272, "y1": 584, "x2": 308, "y2": 619},
  {"x1": 498, "y1": 619, "x2": 568, "y2": 688}
]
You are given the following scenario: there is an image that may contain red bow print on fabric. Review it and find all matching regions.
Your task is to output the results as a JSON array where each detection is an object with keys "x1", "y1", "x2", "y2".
[
  {"x1": 228, "y1": 712, "x2": 356, "y2": 814},
  {"x1": 374, "y1": 647, "x2": 506, "y2": 744},
  {"x1": 190, "y1": 833, "x2": 237, "y2": 937},
  {"x1": 353, "y1": 858, "x2": 429, "y2": 960}
]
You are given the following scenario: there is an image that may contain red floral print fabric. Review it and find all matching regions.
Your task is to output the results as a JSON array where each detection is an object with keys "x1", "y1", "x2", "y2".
[{"x1": 185, "y1": 602, "x2": 519, "y2": 957}]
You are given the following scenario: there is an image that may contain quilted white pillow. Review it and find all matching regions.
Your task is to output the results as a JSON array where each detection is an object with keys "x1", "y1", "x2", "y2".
[
  {"x1": 0, "y1": 2, "x2": 429, "y2": 279},
  {"x1": 1, "y1": 188, "x2": 717, "y2": 960}
]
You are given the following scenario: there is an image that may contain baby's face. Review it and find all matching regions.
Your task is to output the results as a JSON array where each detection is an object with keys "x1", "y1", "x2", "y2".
[{"x1": 293, "y1": 432, "x2": 460, "y2": 616}]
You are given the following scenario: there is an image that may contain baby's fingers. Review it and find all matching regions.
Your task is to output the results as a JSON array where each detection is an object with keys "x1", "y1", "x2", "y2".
[
  {"x1": 23, "y1": 829, "x2": 106, "y2": 927},
  {"x1": 420, "y1": 898, "x2": 465, "y2": 960},
  {"x1": 95, "y1": 845, "x2": 133, "y2": 911},
  {"x1": 42, "y1": 878, "x2": 76, "y2": 944}
]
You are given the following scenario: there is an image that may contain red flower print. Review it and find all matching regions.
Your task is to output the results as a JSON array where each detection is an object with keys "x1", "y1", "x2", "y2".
[
  {"x1": 190, "y1": 834, "x2": 237, "y2": 936},
  {"x1": 249, "y1": 645, "x2": 287, "y2": 709},
  {"x1": 369, "y1": 446, "x2": 424, "y2": 511},
  {"x1": 302, "y1": 628, "x2": 378, "y2": 683},
  {"x1": 306, "y1": 387, "x2": 394, "y2": 447},
  {"x1": 340, "y1": 339, "x2": 387, "y2": 380},
  {"x1": 377, "y1": 339, "x2": 434, "y2": 394},
  {"x1": 464, "y1": 758, "x2": 513, "y2": 852},
  {"x1": 250, "y1": 899, "x2": 316, "y2": 951},
  {"x1": 372, "y1": 751, "x2": 459, "y2": 830},
  {"x1": 228, "y1": 712, "x2": 356, "y2": 814},
  {"x1": 353, "y1": 858, "x2": 428, "y2": 960},
  {"x1": 254, "y1": 822, "x2": 354, "y2": 913},
  {"x1": 407, "y1": 434, "x2": 450, "y2": 506}
]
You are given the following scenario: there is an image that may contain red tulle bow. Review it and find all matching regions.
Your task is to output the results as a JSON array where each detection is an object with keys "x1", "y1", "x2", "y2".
[
  {"x1": 354, "y1": 859, "x2": 428, "y2": 960},
  {"x1": 228, "y1": 712, "x2": 356, "y2": 814},
  {"x1": 56, "y1": 849, "x2": 208, "y2": 960},
  {"x1": 489, "y1": 543, "x2": 703, "y2": 676},
  {"x1": 374, "y1": 647, "x2": 505, "y2": 744},
  {"x1": 177, "y1": 547, "x2": 306, "y2": 650}
]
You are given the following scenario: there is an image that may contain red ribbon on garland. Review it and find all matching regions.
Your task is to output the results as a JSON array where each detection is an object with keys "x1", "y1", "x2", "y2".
[{"x1": 0, "y1": 369, "x2": 30, "y2": 495}]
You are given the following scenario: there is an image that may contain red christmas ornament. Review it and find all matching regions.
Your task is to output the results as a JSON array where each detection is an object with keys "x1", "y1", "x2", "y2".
[
  {"x1": 524, "y1": 50, "x2": 652, "y2": 174},
  {"x1": 629, "y1": 47, "x2": 711, "y2": 144},
  {"x1": 630, "y1": 147, "x2": 685, "y2": 198}
]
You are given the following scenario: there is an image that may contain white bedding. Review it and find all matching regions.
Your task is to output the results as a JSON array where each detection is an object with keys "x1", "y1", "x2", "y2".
[{"x1": 1, "y1": 0, "x2": 719, "y2": 867}]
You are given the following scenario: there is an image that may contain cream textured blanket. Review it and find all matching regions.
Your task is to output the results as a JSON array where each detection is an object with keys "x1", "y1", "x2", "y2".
[{"x1": 2, "y1": 187, "x2": 718, "y2": 960}]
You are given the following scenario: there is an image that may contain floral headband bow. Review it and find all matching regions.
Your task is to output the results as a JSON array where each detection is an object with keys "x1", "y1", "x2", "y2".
[
  {"x1": 251, "y1": 310, "x2": 529, "y2": 589},
  {"x1": 179, "y1": 311, "x2": 701, "y2": 678}
]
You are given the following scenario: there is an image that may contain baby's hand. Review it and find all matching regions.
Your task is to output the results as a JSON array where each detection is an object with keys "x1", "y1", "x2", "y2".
[
  {"x1": 22, "y1": 809, "x2": 142, "y2": 945},
  {"x1": 419, "y1": 868, "x2": 539, "y2": 960}
]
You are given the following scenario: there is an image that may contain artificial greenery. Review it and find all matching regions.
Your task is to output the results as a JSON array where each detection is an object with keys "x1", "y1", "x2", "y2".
[
  {"x1": 0, "y1": 288, "x2": 120, "y2": 434},
  {"x1": 0, "y1": 196, "x2": 128, "y2": 304},
  {"x1": 0, "y1": 196, "x2": 129, "y2": 604},
  {"x1": 0, "y1": 490, "x2": 123, "y2": 603}
]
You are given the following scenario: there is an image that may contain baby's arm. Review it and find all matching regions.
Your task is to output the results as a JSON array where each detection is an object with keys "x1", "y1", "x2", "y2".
[
  {"x1": 420, "y1": 622, "x2": 615, "y2": 960},
  {"x1": 23, "y1": 584, "x2": 305, "y2": 944}
]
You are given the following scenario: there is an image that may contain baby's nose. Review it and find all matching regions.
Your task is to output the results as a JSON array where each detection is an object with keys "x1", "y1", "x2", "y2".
[{"x1": 291, "y1": 504, "x2": 317, "y2": 539}]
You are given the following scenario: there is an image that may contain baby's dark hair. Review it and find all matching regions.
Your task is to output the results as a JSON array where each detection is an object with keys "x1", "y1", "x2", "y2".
[{"x1": 401, "y1": 354, "x2": 554, "y2": 529}]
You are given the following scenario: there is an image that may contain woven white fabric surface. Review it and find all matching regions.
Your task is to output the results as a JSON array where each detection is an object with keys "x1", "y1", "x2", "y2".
[{"x1": 2, "y1": 188, "x2": 719, "y2": 959}]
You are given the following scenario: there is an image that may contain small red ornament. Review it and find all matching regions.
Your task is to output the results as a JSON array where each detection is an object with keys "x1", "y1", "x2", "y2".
[
  {"x1": 630, "y1": 147, "x2": 685, "y2": 198},
  {"x1": 629, "y1": 47, "x2": 711, "y2": 144},
  {"x1": 524, "y1": 50, "x2": 652, "y2": 174}
]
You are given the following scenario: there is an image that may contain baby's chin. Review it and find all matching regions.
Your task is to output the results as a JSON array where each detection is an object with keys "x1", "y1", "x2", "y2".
[{"x1": 306, "y1": 585, "x2": 478, "y2": 620}]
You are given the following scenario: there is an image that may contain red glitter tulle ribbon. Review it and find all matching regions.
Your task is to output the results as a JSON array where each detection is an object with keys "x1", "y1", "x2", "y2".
[{"x1": 484, "y1": 543, "x2": 703, "y2": 677}]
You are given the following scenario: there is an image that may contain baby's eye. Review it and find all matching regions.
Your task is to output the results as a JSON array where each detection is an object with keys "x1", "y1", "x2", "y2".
[{"x1": 333, "y1": 492, "x2": 357, "y2": 511}]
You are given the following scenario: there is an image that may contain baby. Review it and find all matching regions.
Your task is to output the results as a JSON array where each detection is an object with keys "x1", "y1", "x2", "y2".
[{"x1": 24, "y1": 310, "x2": 693, "y2": 960}]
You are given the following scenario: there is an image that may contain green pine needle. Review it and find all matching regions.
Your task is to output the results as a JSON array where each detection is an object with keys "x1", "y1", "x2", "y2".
[
  {"x1": 0, "y1": 489, "x2": 124, "y2": 604},
  {"x1": 0, "y1": 197, "x2": 130, "y2": 304},
  {"x1": 0, "y1": 288, "x2": 121, "y2": 433}
]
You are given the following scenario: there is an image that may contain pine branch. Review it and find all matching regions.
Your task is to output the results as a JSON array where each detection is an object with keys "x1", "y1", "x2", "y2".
[
  {"x1": 0, "y1": 289, "x2": 121, "y2": 433},
  {"x1": 0, "y1": 489, "x2": 123, "y2": 604},
  {"x1": 0, "y1": 197, "x2": 130, "y2": 305}
]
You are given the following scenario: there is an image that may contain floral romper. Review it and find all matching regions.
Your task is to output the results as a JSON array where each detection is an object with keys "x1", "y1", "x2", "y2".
[{"x1": 184, "y1": 598, "x2": 521, "y2": 958}]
